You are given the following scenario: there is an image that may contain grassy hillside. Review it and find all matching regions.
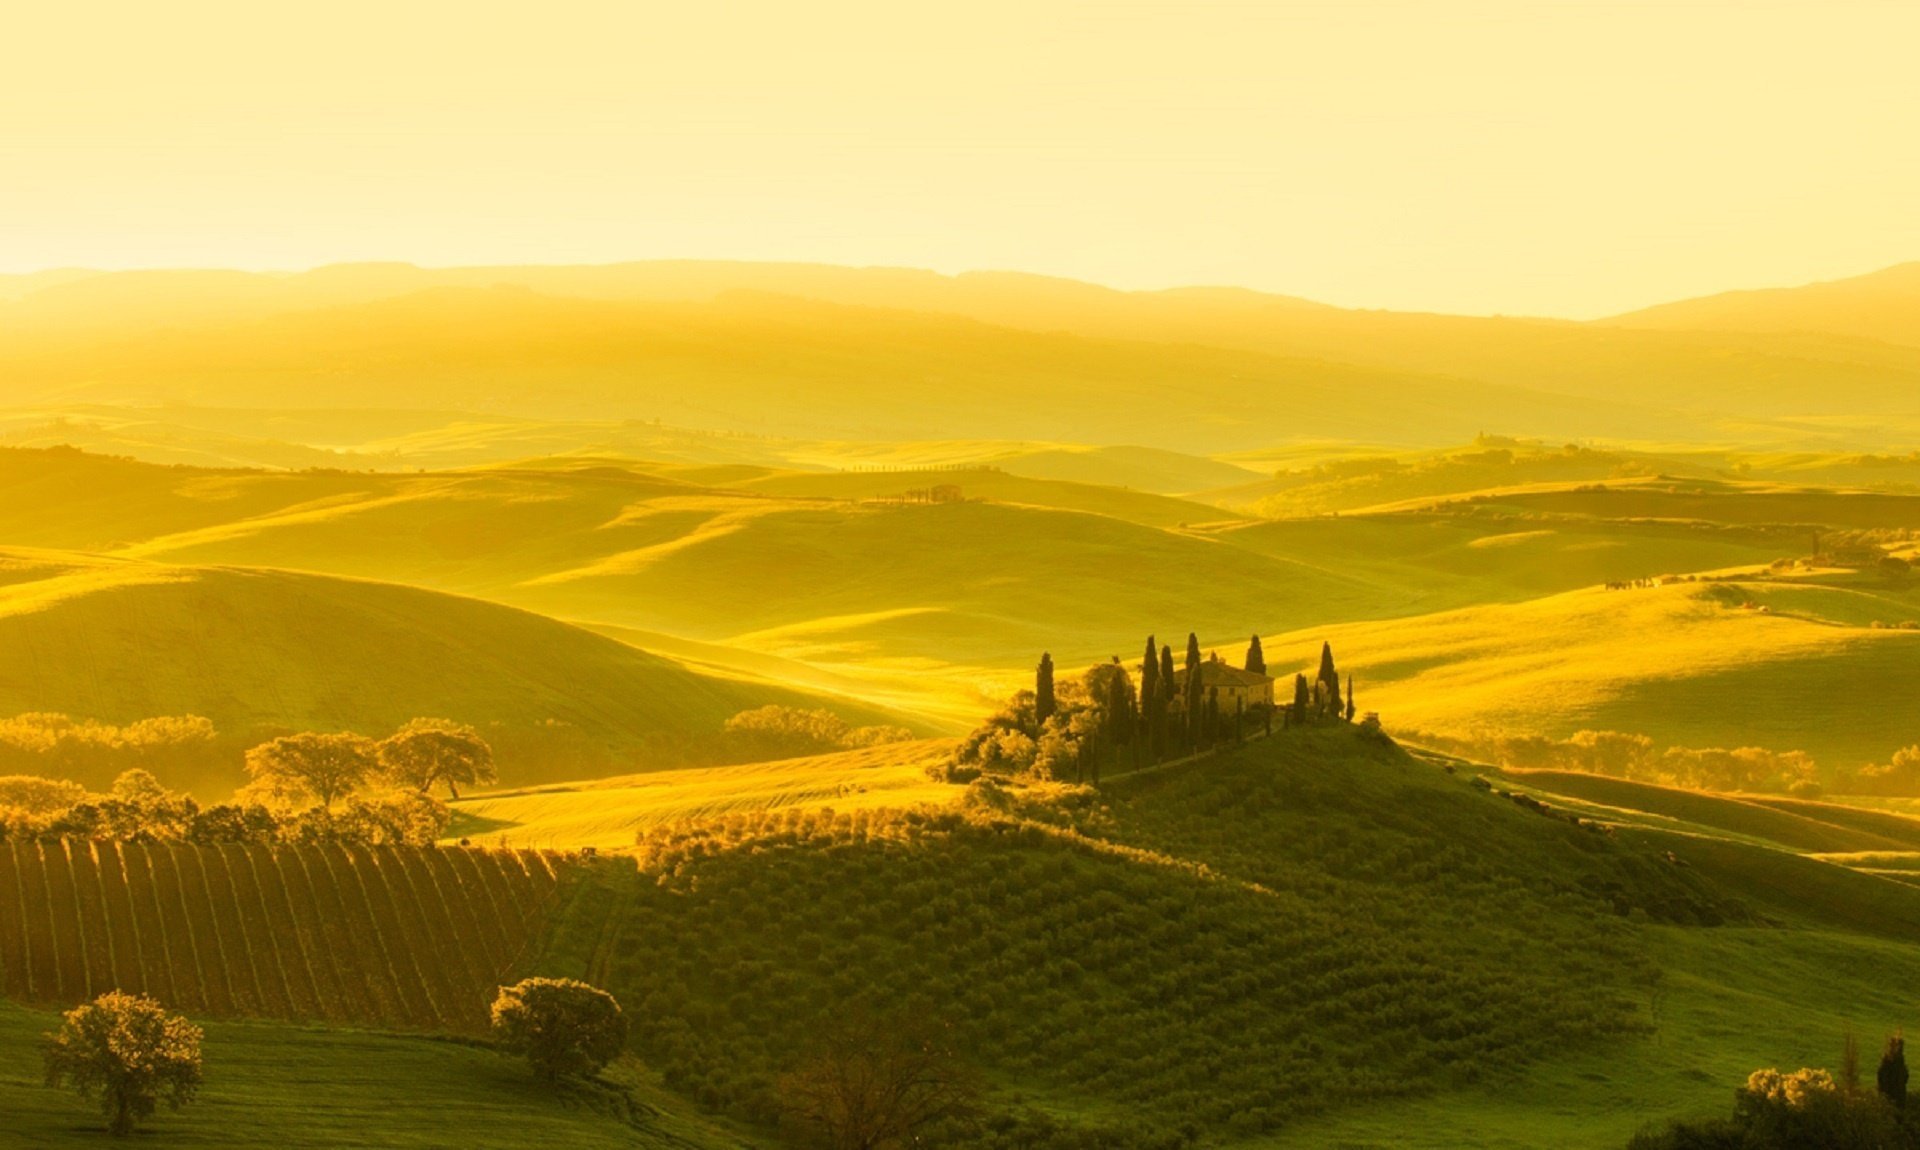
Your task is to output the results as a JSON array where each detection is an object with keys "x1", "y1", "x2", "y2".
[
  {"x1": 522, "y1": 729, "x2": 1743, "y2": 1145},
  {"x1": 449, "y1": 741, "x2": 958, "y2": 851},
  {"x1": 0, "y1": 840, "x2": 559, "y2": 1033},
  {"x1": 0, "y1": 550, "x2": 881, "y2": 794},
  {"x1": 1307, "y1": 581, "x2": 1920, "y2": 768},
  {"x1": 0, "y1": 1000, "x2": 753, "y2": 1149}
]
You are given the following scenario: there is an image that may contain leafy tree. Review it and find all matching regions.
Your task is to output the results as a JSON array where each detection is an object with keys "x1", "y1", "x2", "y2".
[
  {"x1": 378, "y1": 719, "x2": 497, "y2": 799},
  {"x1": 778, "y1": 1006, "x2": 980, "y2": 1150},
  {"x1": 1035, "y1": 653, "x2": 1056, "y2": 726},
  {"x1": 1881, "y1": 1034, "x2": 1908, "y2": 1110},
  {"x1": 1244, "y1": 635, "x2": 1266, "y2": 676},
  {"x1": 243, "y1": 732, "x2": 379, "y2": 810},
  {"x1": 491, "y1": 978, "x2": 629, "y2": 1084},
  {"x1": 43, "y1": 992, "x2": 203, "y2": 1136}
]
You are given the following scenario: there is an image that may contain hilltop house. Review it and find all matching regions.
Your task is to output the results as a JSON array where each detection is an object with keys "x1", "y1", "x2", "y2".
[{"x1": 1194, "y1": 655, "x2": 1273, "y2": 711}]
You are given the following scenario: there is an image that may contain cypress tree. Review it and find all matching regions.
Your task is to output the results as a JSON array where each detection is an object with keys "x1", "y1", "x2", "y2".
[
  {"x1": 1881, "y1": 1034, "x2": 1909, "y2": 1110},
  {"x1": 1345, "y1": 674, "x2": 1356, "y2": 723},
  {"x1": 1292, "y1": 673, "x2": 1310, "y2": 726},
  {"x1": 1244, "y1": 634, "x2": 1266, "y2": 676},
  {"x1": 1035, "y1": 652, "x2": 1056, "y2": 727},
  {"x1": 1183, "y1": 634, "x2": 1203, "y2": 751},
  {"x1": 1159, "y1": 645, "x2": 1178, "y2": 752},
  {"x1": 1140, "y1": 636, "x2": 1159, "y2": 758},
  {"x1": 1317, "y1": 641, "x2": 1340, "y2": 708}
]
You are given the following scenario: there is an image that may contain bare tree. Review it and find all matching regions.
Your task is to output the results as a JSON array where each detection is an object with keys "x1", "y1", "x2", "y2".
[{"x1": 778, "y1": 1007, "x2": 979, "y2": 1150}]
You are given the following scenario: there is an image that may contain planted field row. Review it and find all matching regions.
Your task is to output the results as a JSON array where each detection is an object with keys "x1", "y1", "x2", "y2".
[{"x1": 0, "y1": 840, "x2": 564, "y2": 1033}]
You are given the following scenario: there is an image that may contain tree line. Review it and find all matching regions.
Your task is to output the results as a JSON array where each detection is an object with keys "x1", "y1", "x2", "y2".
[{"x1": 0, "y1": 718, "x2": 496, "y2": 847}]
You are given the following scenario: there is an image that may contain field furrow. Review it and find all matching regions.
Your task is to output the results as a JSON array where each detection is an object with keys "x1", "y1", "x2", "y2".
[
  {"x1": 440, "y1": 849, "x2": 512, "y2": 971},
  {"x1": 254, "y1": 844, "x2": 350, "y2": 1023},
  {"x1": 196, "y1": 846, "x2": 270, "y2": 1016},
  {"x1": 391, "y1": 848, "x2": 489, "y2": 1011},
  {"x1": 219, "y1": 845, "x2": 301, "y2": 1018},
  {"x1": 119, "y1": 846, "x2": 183, "y2": 1009},
  {"x1": 347, "y1": 846, "x2": 444, "y2": 1029},
  {"x1": 146, "y1": 844, "x2": 221, "y2": 1014},
  {"x1": 280, "y1": 844, "x2": 377, "y2": 1022},
  {"x1": 312, "y1": 843, "x2": 405, "y2": 1026},
  {"x1": 20, "y1": 840, "x2": 72, "y2": 1006},
  {"x1": 0, "y1": 843, "x2": 35, "y2": 1000},
  {"x1": 33, "y1": 841, "x2": 86, "y2": 1003},
  {"x1": 92, "y1": 842, "x2": 156, "y2": 1000},
  {"x1": 62, "y1": 840, "x2": 120, "y2": 996}
]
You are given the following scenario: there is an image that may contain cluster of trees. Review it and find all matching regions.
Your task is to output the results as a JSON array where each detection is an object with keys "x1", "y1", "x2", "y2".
[
  {"x1": 720, "y1": 706, "x2": 915, "y2": 762},
  {"x1": 0, "y1": 718, "x2": 495, "y2": 847},
  {"x1": 948, "y1": 635, "x2": 1358, "y2": 783},
  {"x1": 0, "y1": 712, "x2": 216, "y2": 785},
  {"x1": 1631, "y1": 1032, "x2": 1917, "y2": 1149}
]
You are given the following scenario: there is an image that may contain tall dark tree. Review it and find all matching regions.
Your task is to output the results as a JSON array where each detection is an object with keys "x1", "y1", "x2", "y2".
[
  {"x1": 1183, "y1": 634, "x2": 1204, "y2": 751},
  {"x1": 1881, "y1": 1034, "x2": 1909, "y2": 1110},
  {"x1": 1345, "y1": 674, "x2": 1356, "y2": 723},
  {"x1": 1317, "y1": 642, "x2": 1340, "y2": 713},
  {"x1": 1292, "y1": 674, "x2": 1310, "y2": 726},
  {"x1": 1139, "y1": 636, "x2": 1159, "y2": 761},
  {"x1": 1244, "y1": 634, "x2": 1266, "y2": 676},
  {"x1": 1159, "y1": 648, "x2": 1175, "y2": 756},
  {"x1": 1035, "y1": 652, "x2": 1056, "y2": 726}
]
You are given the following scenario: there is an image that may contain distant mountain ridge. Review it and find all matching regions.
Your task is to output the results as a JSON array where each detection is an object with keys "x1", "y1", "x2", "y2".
[{"x1": 4, "y1": 258, "x2": 1920, "y2": 450}]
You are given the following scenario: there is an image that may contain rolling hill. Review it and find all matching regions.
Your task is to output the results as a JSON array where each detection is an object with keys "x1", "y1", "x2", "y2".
[
  {"x1": 0, "y1": 550, "x2": 894, "y2": 795},
  {"x1": 1308, "y1": 579, "x2": 1920, "y2": 769}
]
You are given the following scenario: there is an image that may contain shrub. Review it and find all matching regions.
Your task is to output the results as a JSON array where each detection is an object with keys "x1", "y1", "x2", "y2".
[{"x1": 491, "y1": 978, "x2": 629, "y2": 1083}]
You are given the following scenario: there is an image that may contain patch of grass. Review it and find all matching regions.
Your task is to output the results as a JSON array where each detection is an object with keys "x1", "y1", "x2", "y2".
[{"x1": 0, "y1": 1000, "x2": 755, "y2": 1148}]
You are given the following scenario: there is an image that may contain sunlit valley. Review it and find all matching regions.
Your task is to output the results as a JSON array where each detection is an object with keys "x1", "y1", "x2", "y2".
[
  {"x1": 8, "y1": 3, "x2": 1920, "y2": 1146},
  {"x1": 5, "y1": 257, "x2": 1920, "y2": 1147}
]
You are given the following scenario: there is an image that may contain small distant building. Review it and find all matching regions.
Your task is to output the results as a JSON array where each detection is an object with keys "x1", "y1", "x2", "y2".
[{"x1": 1195, "y1": 655, "x2": 1274, "y2": 711}]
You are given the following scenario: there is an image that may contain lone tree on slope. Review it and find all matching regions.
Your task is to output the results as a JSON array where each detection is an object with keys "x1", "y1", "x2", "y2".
[
  {"x1": 43, "y1": 992, "x2": 203, "y2": 1137},
  {"x1": 1035, "y1": 652, "x2": 1056, "y2": 726},
  {"x1": 1881, "y1": 1034, "x2": 1909, "y2": 1109},
  {"x1": 1244, "y1": 634, "x2": 1266, "y2": 676},
  {"x1": 1346, "y1": 675, "x2": 1356, "y2": 723},
  {"x1": 244, "y1": 731, "x2": 380, "y2": 810},
  {"x1": 378, "y1": 719, "x2": 497, "y2": 799},
  {"x1": 491, "y1": 978, "x2": 628, "y2": 1084}
]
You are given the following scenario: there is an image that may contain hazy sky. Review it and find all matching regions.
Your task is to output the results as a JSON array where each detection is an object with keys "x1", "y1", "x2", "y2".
[{"x1": 4, "y1": 1, "x2": 1916, "y2": 317}]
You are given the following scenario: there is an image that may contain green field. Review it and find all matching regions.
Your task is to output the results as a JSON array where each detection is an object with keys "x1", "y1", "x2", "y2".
[{"x1": 0, "y1": 1000, "x2": 752, "y2": 1148}]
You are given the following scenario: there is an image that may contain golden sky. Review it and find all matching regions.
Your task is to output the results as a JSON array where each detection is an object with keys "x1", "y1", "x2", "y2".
[{"x1": 4, "y1": 1, "x2": 1916, "y2": 317}]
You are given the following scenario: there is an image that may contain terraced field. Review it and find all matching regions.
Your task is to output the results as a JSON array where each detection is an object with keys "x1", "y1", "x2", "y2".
[{"x1": 0, "y1": 840, "x2": 566, "y2": 1033}]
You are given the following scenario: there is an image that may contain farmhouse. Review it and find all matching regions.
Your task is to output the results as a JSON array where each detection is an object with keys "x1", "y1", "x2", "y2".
[{"x1": 1194, "y1": 655, "x2": 1273, "y2": 711}]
